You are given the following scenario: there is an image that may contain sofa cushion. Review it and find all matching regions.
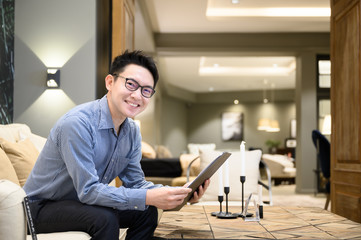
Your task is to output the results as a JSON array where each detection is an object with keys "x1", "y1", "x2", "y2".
[
  {"x1": 187, "y1": 143, "x2": 216, "y2": 155},
  {"x1": 199, "y1": 150, "x2": 261, "y2": 202},
  {"x1": 155, "y1": 145, "x2": 173, "y2": 158},
  {"x1": 0, "y1": 138, "x2": 39, "y2": 187},
  {"x1": 0, "y1": 123, "x2": 32, "y2": 142},
  {"x1": 0, "y1": 148, "x2": 20, "y2": 186},
  {"x1": 141, "y1": 141, "x2": 156, "y2": 159},
  {"x1": 19, "y1": 131, "x2": 47, "y2": 153}
]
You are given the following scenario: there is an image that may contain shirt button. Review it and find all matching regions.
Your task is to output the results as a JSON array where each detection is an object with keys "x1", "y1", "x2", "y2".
[{"x1": 104, "y1": 177, "x2": 107, "y2": 180}]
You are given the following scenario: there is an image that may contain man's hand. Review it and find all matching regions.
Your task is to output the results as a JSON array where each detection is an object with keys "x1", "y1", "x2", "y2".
[
  {"x1": 186, "y1": 179, "x2": 210, "y2": 204},
  {"x1": 146, "y1": 187, "x2": 192, "y2": 210}
]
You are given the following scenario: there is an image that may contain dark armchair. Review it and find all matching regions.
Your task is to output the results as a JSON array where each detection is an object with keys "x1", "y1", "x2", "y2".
[{"x1": 312, "y1": 130, "x2": 331, "y2": 210}]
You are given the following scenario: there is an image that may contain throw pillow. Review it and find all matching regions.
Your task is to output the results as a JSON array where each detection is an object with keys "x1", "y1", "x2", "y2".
[
  {"x1": 141, "y1": 141, "x2": 156, "y2": 159},
  {"x1": 0, "y1": 138, "x2": 39, "y2": 187},
  {"x1": 155, "y1": 145, "x2": 173, "y2": 158},
  {"x1": 199, "y1": 149, "x2": 262, "y2": 202},
  {"x1": 0, "y1": 148, "x2": 20, "y2": 186},
  {"x1": 187, "y1": 143, "x2": 216, "y2": 155},
  {"x1": 19, "y1": 131, "x2": 47, "y2": 153}
]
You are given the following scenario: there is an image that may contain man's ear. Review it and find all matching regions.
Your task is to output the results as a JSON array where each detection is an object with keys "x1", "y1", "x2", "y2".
[{"x1": 105, "y1": 74, "x2": 114, "y2": 91}]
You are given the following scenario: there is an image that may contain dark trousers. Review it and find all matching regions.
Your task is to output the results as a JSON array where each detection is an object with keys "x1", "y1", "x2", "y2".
[{"x1": 28, "y1": 200, "x2": 158, "y2": 240}]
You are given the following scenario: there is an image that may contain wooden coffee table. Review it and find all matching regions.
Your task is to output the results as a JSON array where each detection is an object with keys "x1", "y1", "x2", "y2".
[{"x1": 153, "y1": 204, "x2": 361, "y2": 239}]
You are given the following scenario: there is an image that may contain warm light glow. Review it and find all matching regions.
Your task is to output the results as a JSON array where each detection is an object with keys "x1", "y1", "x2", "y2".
[
  {"x1": 322, "y1": 115, "x2": 331, "y2": 135},
  {"x1": 257, "y1": 118, "x2": 270, "y2": 131},
  {"x1": 234, "y1": 99, "x2": 239, "y2": 104},
  {"x1": 46, "y1": 79, "x2": 58, "y2": 88},
  {"x1": 206, "y1": 8, "x2": 331, "y2": 17},
  {"x1": 258, "y1": 118, "x2": 280, "y2": 132},
  {"x1": 266, "y1": 120, "x2": 280, "y2": 132},
  {"x1": 199, "y1": 56, "x2": 295, "y2": 76}
]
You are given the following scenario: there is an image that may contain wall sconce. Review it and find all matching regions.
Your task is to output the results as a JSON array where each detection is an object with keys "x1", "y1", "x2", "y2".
[{"x1": 47, "y1": 69, "x2": 60, "y2": 88}]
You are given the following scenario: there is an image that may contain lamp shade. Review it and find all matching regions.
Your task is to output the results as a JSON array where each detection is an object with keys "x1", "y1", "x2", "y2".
[
  {"x1": 266, "y1": 120, "x2": 280, "y2": 132},
  {"x1": 257, "y1": 118, "x2": 270, "y2": 131}
]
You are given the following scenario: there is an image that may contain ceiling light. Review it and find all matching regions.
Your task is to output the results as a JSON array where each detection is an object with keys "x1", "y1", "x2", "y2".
[
  {"x1": 206, "y1": 8, "x2": 330, "y2": 17},
  {"x1": 234, "y1": 99, "x2": 239, "y2": 104},
  {"x1": 231, "y1": 0, "x2": 239, "y2": 4},
  {"x1": 209, "y1": 87, "x2": 214, "y2": 92}
]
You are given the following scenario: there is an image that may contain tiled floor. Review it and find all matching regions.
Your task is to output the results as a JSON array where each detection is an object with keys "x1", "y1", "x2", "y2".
[{"x1": 266, "y1": 183, "x2": 330, "y2": 210}]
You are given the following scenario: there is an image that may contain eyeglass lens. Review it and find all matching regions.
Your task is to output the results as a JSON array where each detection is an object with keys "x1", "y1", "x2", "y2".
[{"x1": 125, "y1": 78, "x2": 154, "y2": 98}]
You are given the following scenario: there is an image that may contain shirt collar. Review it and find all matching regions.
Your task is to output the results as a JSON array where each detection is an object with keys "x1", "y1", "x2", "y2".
[{"x1": 98, "y1": 95, "x2": 115, "y2": 130}]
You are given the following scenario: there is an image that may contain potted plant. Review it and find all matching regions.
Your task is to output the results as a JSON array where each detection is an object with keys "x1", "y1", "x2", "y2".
[{"x1": 265, "y1": 139, "x2": 281, "y2": 154}]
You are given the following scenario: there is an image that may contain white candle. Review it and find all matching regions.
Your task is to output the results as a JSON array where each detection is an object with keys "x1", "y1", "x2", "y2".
[
  {"x1": 218, "y1": 166, "x2": 223, "y2": 196},
  {"x1": 240, "y1": 141, "x2": 246, "y2": 176},
  {"x1": 224, "y1": 160, "x2": 229, "y2": 187},
  {"x1": 258, "y1": 184, "x2": 263, "y2": 205}
]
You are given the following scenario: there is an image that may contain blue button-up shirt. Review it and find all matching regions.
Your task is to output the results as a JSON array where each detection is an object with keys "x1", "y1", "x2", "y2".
[{"x1": 24, "y1": 95, "x2": 160, "y2": 211}]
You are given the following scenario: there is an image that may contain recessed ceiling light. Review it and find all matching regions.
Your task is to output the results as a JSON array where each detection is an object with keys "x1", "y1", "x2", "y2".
[
  {"x1": 231, "y1": 0, "x2": 239, "y2": 4},
  {"x1": 234, "y1": 99, "x2": 239, "y2": 104},
  {"x1": 209, "y1": 87, "x2": 214, "y2": 92}
]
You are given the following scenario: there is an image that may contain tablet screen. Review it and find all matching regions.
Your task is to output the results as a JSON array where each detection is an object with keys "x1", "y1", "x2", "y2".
[{"x1": 168, "y1": 152, "x2": 231, "y2": 211}]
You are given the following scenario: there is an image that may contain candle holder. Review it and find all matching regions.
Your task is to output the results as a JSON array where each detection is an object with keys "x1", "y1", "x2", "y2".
[
  {"x1": 238, "y1": 175, "x2": 253, "y2": 218},
  {"x1": 211, "y1": 195, "x2": 224, "y2": 216},
  {"x1": 217, "y1": 187, "x2": 238, "y2": 219},
  {"x1": 259, "y1": 204, "x2": 263, "y2": 219}
]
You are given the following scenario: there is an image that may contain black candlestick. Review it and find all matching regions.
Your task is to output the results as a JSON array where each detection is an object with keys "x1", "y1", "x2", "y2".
[
  {"x1": 217, "y1": 187, "x2": 238, "y2": 219},
  {"x1": 240, "y1": 176, "x2": 245, "y2": 213},
  {"x1": 238, "y1": 175, "x2": 253, "y2": 218},
  {"x1": 211, "y1": 195, "x2": 224, "y2": 216}
]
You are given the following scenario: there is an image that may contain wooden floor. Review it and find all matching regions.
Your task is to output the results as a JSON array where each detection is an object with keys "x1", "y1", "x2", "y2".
[{"x1": 154, "y1": 205, "x2": 361, "y2": 239}]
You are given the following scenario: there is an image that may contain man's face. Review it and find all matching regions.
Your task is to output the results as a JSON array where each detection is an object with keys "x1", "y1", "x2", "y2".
[{"x1": 106, "y1": 64, "x2": 154, "y2": 124}]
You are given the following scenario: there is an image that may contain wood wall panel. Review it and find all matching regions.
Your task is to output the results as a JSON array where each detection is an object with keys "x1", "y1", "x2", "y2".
[
  {"x1": 112, "y1": 0, "x2": 134, "y2": 60},
  {"x1": 331, "y1": 0, "x2": 361, "y2": 223}
]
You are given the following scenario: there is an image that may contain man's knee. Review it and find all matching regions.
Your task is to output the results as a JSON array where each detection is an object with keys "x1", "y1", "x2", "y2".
[{"x1": 146, "y1": 206, "x2": 159, "y2": 227}]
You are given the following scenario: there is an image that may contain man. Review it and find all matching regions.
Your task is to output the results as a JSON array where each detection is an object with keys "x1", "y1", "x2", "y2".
[{"x1": 24, "y1": 50, "x2": 209, "y2": 240}]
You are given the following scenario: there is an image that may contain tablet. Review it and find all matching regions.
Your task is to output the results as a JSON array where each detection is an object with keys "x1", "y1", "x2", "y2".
[{"x1": 168, "y1": 152, "x2": 231, "y2": 211}]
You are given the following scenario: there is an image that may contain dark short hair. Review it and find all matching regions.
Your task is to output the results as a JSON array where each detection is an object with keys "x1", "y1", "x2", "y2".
[{"x1": 109, "y1": 50, "x2": 159, "y2": 88}]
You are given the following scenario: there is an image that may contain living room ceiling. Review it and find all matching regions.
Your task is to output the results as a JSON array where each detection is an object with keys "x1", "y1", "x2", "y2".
[{"x1": 140, "y1": 0, "x2": 330, "y2": 93}]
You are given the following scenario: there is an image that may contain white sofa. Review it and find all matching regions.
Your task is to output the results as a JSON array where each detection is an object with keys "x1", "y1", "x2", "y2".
[
  {"x1": 0, "y1": 123, "x2": 126, "y2": 240},
  {"x1": 261, "y1": 154, "x2": 296, "y2": 185}
]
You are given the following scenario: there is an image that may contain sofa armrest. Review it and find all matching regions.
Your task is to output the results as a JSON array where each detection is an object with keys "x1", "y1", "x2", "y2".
[
  {"x1": 186, "y1": 156, "x2": 200, "y2": 182},
  {"x1": 0, "y1": 179, "x2": 27, "y2": 240}
]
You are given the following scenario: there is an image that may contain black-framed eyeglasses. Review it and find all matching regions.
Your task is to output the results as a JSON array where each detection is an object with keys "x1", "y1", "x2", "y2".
[{"x1": 113, "y1": 74, "x2": 155, "y2": 98}]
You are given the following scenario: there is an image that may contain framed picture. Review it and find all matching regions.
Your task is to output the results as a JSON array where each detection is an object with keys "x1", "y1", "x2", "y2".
[{"x1": 221, "y1": 112, "x2": 244, "y2": 141}]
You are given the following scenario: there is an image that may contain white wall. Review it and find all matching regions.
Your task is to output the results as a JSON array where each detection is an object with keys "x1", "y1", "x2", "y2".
[{"x1": 14, "y1": 0, "x2": 96, "y2": 137}]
